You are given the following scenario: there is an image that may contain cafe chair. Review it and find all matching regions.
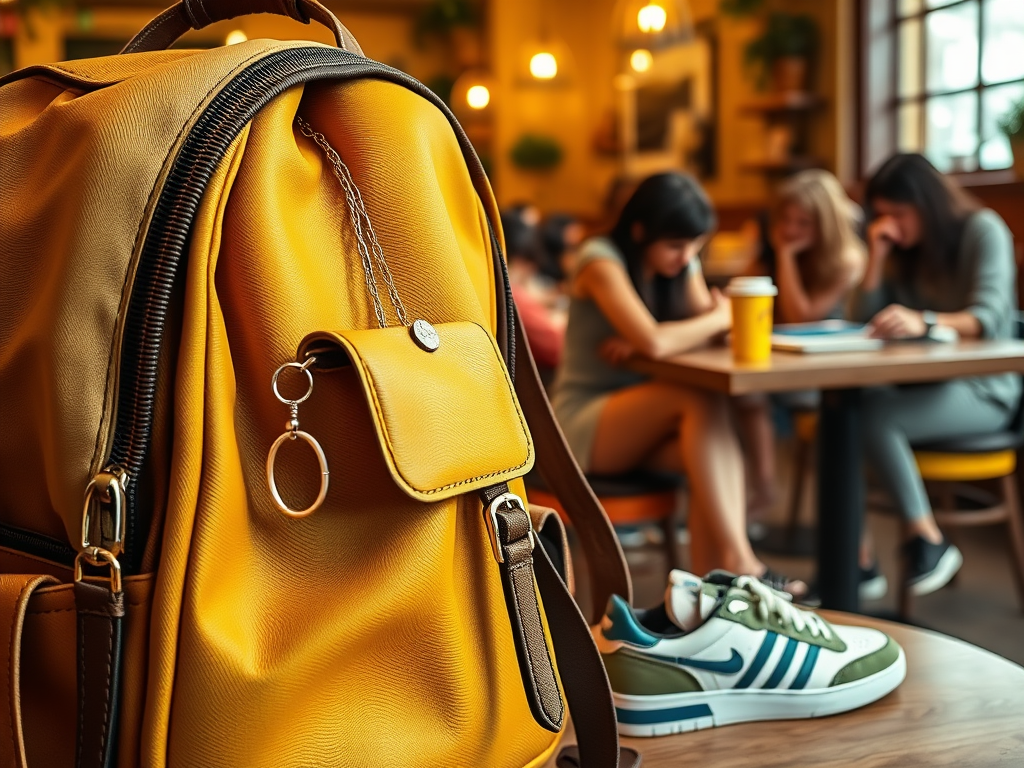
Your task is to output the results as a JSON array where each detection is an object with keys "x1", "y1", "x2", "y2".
[
  {"x1": 526, "y1": 470, "x2": 684, "y2": 574},
  {"x1": 906, "y1": 396, "x2": 1024, "y2": 617}
]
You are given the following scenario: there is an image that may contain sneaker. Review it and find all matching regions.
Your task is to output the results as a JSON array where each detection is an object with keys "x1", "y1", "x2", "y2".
[
  {"x1": 596, "y1": 570, "x2": 906, "y2": 737},
  {"x1": 800, "y1": 563, "x2": 889, "y2": 608},
  {"x1": 903, "y1": 536, "x2": 962, "y2": 596}
]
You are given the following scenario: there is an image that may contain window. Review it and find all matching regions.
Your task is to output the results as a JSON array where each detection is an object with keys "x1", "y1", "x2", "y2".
[{"x1": 894, "y1": 0, "x2": 1024, "y2": 173}]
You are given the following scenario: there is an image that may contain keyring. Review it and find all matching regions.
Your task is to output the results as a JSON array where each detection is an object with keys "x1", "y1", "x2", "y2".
[
  {"x1": 266, "y1": 430, "x2": 330, "y2": 518},
  {"x1": 266, "y1": 357, "x2": 330, "y2": 517}
]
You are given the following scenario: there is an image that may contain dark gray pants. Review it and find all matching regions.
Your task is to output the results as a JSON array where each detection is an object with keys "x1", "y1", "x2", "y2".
[{"x1": 862, "y1": 382, "x2": 1012, "y2": 521}]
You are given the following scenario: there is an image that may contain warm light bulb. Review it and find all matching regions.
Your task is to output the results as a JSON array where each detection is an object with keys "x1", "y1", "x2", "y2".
[
  {"x1": 225, "y1": 29, "x2": 248, "y2": 45},
  {"x1": 637, "y1": 3, "x2": 667, "y2": 33},
  {"x1": 630, "y1": 49, "x2": 653, "y2": 73},
  {"x1": 530, "y1": 52, "x2": 558, "y2": 80},
  {"x1": 466, "y1": 85, "x2": 491, "y2": 109}
]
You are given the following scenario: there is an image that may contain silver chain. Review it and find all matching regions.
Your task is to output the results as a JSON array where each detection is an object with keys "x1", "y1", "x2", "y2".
[{"x1": 296, "y1": 116, "x2": 409, "y2": 328}]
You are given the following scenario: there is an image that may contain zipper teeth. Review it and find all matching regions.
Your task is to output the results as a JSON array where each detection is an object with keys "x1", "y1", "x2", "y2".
[
  {"x1": 0, "y1": 523, "x2": 77, "y2": 567},
  {"x1": 105, "y1": 47, "x2": 499, "y2": 573}
]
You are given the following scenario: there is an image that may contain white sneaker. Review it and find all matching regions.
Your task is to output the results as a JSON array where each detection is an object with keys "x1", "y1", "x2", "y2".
[{"x1": 596, "y1": 570, "x2": 906, "y2": 737}]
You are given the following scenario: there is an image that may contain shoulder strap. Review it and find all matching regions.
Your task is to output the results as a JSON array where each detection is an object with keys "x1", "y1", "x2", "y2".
[{"x1": 512, "y1": 315, "x2": 633, "y2": 625}]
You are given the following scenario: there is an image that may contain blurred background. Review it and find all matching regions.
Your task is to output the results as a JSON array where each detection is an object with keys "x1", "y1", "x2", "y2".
[{"x1": 2, "y1": 0, "x2": 1021, "y2": 260}]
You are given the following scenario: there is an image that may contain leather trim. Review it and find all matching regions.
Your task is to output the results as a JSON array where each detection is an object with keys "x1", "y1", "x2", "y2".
[
  {"x1": 0, "y1": 575, "x2": 59, "y2": 768},
  {"x1": 75, "y1": 581, "x2": 125, "y2": 768},
  {"x1": 483, "y1": 486, "x2": 564, "y2": 733}
]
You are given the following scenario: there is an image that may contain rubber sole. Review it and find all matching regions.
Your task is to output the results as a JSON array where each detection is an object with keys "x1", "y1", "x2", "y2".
[
  {"x1": 614, "y1": 649, "x2": 907, "y2": 737},
  {"x1": 908, "y1": 545, "x2": 963, "y2": 597}
]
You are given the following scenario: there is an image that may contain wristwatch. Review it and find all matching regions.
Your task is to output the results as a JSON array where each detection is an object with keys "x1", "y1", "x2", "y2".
[{"x1": 921, "y1": 310, "x2": 938, "y2": 338}]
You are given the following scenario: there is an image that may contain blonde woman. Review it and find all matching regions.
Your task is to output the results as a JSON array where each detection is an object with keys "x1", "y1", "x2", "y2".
[{"x1": 737, "y1": 171, "x2": 867, "y2": 526}]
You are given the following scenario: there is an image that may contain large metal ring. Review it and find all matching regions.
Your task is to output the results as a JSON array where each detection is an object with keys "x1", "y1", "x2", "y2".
[
  {"x1": 266, "y1": 430, "x2": 330, "y2": 518},
  {"x1": 271, "y1": 362, "x2": 315, "y2": 406}
]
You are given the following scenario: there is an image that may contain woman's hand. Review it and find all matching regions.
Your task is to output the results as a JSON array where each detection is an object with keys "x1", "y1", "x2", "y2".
[
  {"x1": 600, "y1": 336, "x2": 636, "y2": 366},
  {"x1": 709, "y1": 287, "x2": 732, "y2": 332},
  {"x1": 867, "y1": 215, "x2": 900, "y2": 262},
  {"x1": 869, "y1": 303, "x2": 926, "y2": 339},
  {"x1": 770, "y1": 226, "x2": 814, "y2": 260}
]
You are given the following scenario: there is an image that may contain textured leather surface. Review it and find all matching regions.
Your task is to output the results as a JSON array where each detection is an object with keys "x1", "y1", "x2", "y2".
[
  {"x1": 121, "y1": 0, "x2": 363, "y2": 56},
  {"x1": 299, "y1": 322, "x2": 533, "y2": 500},
  {"x1": 75, "y1": 581, "x2": 125, "y2": 768},
  {"x1": 0, "y1": 574, "x2": 58, "y2": 768}
]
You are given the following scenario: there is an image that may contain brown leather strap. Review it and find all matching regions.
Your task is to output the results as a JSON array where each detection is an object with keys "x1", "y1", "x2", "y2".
[
  {"x1": 481, "y1": 486, "x2": 564, "y2": 733},
  {"x1": 0, "y1": 574, "x2": 59, "y2": 768},
  {"x1": 530, "y1": 504, "x2": 574, "y2": 596},
  {"x1": 512, "y1": 315, "x2": 632, "y2": 624},
  {"x1": 532, "y1": 542, "x2": 642, "y2": 768},
  {"x1": 75, "y1": 581, "x2": 125, "y2": 768},
  {"x1": 120, "y1": 0, "x2": 364, "y2": 55}
]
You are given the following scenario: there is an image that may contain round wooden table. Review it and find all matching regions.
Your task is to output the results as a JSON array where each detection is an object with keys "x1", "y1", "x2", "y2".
[{"x1": 547, "y1": 612, "x2": 1024, "y2": 767}]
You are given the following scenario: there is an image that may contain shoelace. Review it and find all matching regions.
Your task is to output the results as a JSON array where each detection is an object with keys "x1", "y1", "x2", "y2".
[{"x1": 734, "y1": 576, "x2": 833, "y2": 640}]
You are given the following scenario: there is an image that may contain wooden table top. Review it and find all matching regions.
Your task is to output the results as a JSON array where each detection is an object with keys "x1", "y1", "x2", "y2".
[
  {"x1": 546, "y1": 612, "x2": 1024, "y2": 767},
  {"x1": 626, "y1": 340, "x2": 1024, "y2": 395}
]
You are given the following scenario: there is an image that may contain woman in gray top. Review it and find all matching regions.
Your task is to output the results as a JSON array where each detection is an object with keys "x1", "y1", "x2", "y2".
[
  {"x1": 551, "y1": 173, "x2": 804, "y2": 594},
  {"x1": 853, "y1": 153, "x2": 1021, "y2": 597}
]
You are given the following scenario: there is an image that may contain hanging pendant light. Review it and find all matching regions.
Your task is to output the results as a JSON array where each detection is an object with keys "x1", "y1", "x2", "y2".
[{"x1": 615, "y1": 0, "x2": 694, "y2": 52}]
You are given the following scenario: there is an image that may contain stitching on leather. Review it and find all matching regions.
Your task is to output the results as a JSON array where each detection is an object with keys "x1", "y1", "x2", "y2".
[
  {"x1": 28, "y1": 599, "x2": 147, "y2": 616},
  {"x1": 128, "y1": 9, "x2": 179, "y2": 53},
  {"x1": 7, "y1": 578, "x2": 34, "y2": 761},
  {"x1": 346, "y1": 322, "x2": 533, "y2": 495},
  {"x1": 97, "y1": 617, "x2": 114, "y2": 760},
  {"x1": 512, "y1": 560, "x2": 564, "y2": 723},
  {"x1": 509, "y1": 561, "x2": 546, "y2": 721},
  {"x1": 91, "y1": 45, "x2": 270, "y2": 480}
]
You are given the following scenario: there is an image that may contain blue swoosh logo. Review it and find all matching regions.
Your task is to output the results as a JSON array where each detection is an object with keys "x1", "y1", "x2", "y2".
[{"x1": 650, "y1": 649, "x2": 744, "y2": 675}]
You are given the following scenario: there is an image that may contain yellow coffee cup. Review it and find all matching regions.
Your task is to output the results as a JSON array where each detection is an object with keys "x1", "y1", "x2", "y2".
[{"x1": 725, "y1": 277, "x2": 778, "y2": 364}]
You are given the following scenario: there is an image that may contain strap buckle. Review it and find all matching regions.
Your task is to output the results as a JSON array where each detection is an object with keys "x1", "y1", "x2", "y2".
[
  {"x1": 74, "y1": 546, "x2": 123, "y2": 594},
  {"x1": 484, "y1": 492, "x2": 533, "y2": 564}
]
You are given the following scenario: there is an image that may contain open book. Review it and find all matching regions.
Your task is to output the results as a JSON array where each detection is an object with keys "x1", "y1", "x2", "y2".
[{"x1": 771, "y1": 321, "x2": 885, "y2": 353}]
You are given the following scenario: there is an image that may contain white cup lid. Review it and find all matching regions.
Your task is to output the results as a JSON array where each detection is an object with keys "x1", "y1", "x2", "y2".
[{"x1": 725, "y1": 276, "x2": 778, "y2": 297}]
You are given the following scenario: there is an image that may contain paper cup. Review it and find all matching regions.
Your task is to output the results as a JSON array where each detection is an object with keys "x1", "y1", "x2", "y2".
[{"x1": 725, "y1": 277, "x2": 778, "y2": 363}]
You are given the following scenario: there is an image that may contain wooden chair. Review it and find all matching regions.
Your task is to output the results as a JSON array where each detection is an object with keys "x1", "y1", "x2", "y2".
[
  {"x1": 526, "y1": 470, "x2": 684, "y2": 574},
  {"x1": 904, "y1": 404, "x2": 1024, "y2": 616}
]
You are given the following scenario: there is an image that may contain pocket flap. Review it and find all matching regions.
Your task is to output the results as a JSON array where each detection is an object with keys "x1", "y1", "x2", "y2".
[{"x1": 298, "y1": 322, "x2": 533, "y2": 502}]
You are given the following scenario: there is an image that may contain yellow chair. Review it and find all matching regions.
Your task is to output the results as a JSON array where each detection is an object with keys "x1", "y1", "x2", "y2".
[
  {"x1": 907, "y1": 414, "x2": 1024, "y2": 617},
  {"x1": 527, "y1": 471, "x2": 683, "y2": 574}
]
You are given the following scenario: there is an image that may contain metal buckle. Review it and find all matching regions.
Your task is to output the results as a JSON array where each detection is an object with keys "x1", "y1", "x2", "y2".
[
  {"x1": 484, "y1": 492, "x2": 532, "y2": 564},
  {"x1": 74, "y1": 546, "x2": 123, "y2": 594},
  {"x1": 81, "y1": 466, "x2": 127, "y2": 558}
]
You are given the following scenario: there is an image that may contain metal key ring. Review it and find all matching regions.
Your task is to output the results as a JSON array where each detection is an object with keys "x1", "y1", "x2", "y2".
[
  {"x1": 266, "y1": 430, "x2": 330, "y2": 518},
  {"x1": 272, "y1": 360, "x2": 315, "y2": 406}
]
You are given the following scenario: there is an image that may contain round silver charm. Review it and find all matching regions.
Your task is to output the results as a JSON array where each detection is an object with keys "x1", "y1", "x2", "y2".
[{"x1": 411, "y1": 319, "x2": 440, "y2": 352}]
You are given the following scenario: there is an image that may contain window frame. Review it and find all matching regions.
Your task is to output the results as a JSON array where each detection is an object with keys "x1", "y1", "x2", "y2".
[{"x1": 858, "y1": 0, "x2": 1024, "y2": 181}]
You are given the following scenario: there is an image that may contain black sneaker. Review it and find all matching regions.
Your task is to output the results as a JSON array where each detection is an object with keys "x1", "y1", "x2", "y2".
[
  {"x1": 799, "y1": 563, "x2": 889, "y2": 608},
  {"x1": 902, "y1": 536, "x2": 963, "y2": 596}
]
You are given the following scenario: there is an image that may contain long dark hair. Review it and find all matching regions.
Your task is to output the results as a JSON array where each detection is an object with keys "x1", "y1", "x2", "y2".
[
  {"x1": 865, "y1": 153, "x2": 979, "y2": 281},
  {"x1": 609, "y1": 172, "x2": 716, "y2": 321}
]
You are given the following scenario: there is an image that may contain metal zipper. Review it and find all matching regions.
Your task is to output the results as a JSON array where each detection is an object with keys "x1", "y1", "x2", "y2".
[
  {"x1": 0, "y1": 522, "x2": 77, "y2": 567},
  {"x1": 95, "y1": 46, "x2": 506, "y2": 574}
]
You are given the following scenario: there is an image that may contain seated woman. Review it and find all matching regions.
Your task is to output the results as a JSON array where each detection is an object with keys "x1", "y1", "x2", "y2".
[
  {"x1": 550, "y1": 172, "x2": 802, "y2": 592},
  {"x1": 735, "y1": 170, "x2": 866, "y2": 518},
  {"x1": 854, "y1": 153, "x2": 1021, "y2": 595}
]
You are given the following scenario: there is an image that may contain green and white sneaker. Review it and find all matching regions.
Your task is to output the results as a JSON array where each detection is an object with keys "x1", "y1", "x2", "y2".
[{"x1": 596, "y1": 570, "x2": 906, "y2": 737}]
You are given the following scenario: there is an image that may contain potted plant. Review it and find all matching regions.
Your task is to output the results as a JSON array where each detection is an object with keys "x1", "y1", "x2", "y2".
[
  {"x1": 720, "y1": 1, "x2": 818, "y2": 93},
  {"x1": 414, "y1": 0, "x2": 482, "y2": 69},
  {"x1": 509, "y1": 134, "x2": 564, "y2": 173},
  {"x1": 998, "y1": 96, "x2": 1024, "y2": 181}
]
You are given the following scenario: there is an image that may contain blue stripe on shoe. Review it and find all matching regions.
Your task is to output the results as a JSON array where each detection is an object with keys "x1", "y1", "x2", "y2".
[
  {"x1": 790, "y1": 644, "x2": 820, "y2": 690},
  {"x1": 735, "y1": 631, "x2": 778, "y2": 689},
  {"x1": 616, "y1": 703, "x2": 713, "y2": 725},
  {"x1": 763, "y1": 638, "x2": 799, "y2": 689}
]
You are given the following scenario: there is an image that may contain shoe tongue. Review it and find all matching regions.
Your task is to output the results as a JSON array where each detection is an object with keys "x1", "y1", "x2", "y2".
[{"x1": 664, "y1": 570, "x2": 721, "y2": 632}]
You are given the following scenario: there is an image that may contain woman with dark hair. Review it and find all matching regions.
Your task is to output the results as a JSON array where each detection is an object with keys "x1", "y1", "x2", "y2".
[
  {"x1": 854, "y1": 153, "x2": 1020, "y2": 594},
  {"x1": 551, "y1": 172, "x2": 801, "y2": 590}
]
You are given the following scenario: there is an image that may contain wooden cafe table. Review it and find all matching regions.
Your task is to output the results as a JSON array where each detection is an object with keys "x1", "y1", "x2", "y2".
[
  {"x1": 626, "y1": 340, "x2": 1024, "y2": 612},
  {"x1": 546, "y1": 612, "x2": 1024, "y2": 767}
]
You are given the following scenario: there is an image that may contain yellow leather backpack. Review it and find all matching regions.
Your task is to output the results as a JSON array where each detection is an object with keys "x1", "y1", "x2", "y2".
[{"x1": 0, "y1": 2, "x2": 641, "y2": 767}]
